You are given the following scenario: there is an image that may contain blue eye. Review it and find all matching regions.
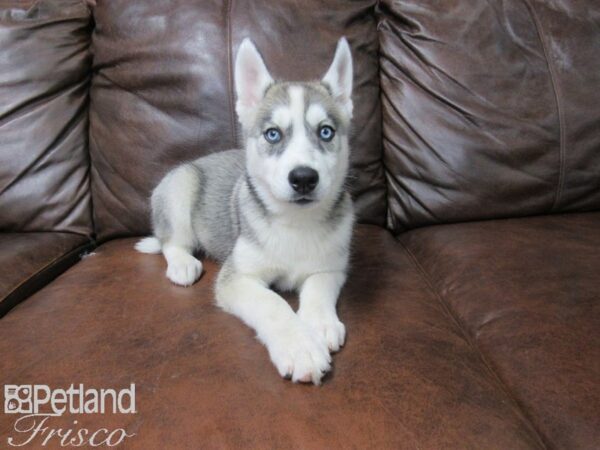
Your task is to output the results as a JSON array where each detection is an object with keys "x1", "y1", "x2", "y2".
[
  {"x1": 264, "y1": 128, "x2": 282, "y2": 144},
  {"x1": 318, "y1": 125, "x2": 335, "y2": 142}
]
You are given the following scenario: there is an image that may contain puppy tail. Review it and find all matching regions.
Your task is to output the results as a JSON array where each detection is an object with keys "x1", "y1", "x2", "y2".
[{"x1": 135, "y1": 236, "x2": 162, "y2": 254}]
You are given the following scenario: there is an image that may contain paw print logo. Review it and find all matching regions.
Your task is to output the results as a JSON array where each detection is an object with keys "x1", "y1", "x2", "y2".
[
  {"x1": 4, "y1": 385, "x2": 33, "y2": 414},
  {"x1": 6, "y1": 399, "x2": 18, "y2": 411}
]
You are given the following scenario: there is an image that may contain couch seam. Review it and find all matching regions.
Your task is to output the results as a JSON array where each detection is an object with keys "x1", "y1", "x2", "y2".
[
  {"x1": 2, "y1": 242, "x2": 92, "y2": 300},
  {"x1": 225, "y1": 0, "x2": 238, "y2": 148},
  {"x1": 0, "y1": 241, "x2": 94, "y2": 317},
  {"x1": 374, "y1": 0, "x2": 395, "y2": 233},
  {"x1": 521, "y1": 0, "x2": 565, "y2": 212},
  {"x1": 86, "y1": 8, "x2": 97, "y2": 240},
  {"x1": 397, "y1": 239, "x2": 549, "y2": 449}
]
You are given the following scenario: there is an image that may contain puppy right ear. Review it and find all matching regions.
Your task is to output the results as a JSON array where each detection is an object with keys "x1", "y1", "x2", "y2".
[
  {"x1": 322, "y1": 37, "x2": 353, "y2": 119},
  {"x1": 235, "y1": 38, "x2": 273, "y2": 128}
]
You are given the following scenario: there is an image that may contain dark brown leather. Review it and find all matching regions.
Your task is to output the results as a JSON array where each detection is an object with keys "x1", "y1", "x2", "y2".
[
  {"x1": 399, "y1": 213, "x2": 600, "y2": 449},
  {"x1": 529, "y1": 2, "x2": 600, "y2": 213},
  {"x1": 378, "y1": 1, "x2": 600, "y2": 232},
  {"x1": 89, "y1": 0, "x2": 386, "y2": 242},
  {"x1": 0, "y1": 226, "x2": 544, "y2": 449},
  {"x1": 0, "y1": 232, "x2": 91, "y2": 317},
  {"x1": 0, "y1": 0, "x2": 93, "y2": 236}
]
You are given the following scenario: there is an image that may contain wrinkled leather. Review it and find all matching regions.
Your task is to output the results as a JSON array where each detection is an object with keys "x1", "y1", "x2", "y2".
[
  {"x1": 378, "y1": 0, "x2": 600, "y2": 232},
  {"x1": 0, "y1": 226, "x2": 543, "y2": 449},
  {"x1": 89, "y1": 0, "x2": 385, "y2": 242},
  {"x1": 399, "y1": 213, "x2": 600, "y2": 449},
  {"x1": 0, "y1": 232, "x2": 91, "y2": 317},
  {"x1": 0, "y1": 0, "x2": 93, "y2": 235}
]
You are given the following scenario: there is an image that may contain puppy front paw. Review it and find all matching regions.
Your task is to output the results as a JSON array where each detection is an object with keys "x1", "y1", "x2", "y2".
[
  {"x1": 166, "y1": 255, "x2": 203, "y2": 286},
  {"x1": 265, "y1": 321, "x2": 332, "y2": 385},
  {"x1": 298, "y1": 310, "x2": 346, "y2": 353}
]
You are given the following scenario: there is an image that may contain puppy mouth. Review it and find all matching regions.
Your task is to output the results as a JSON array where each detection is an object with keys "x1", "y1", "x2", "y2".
[{"x1": 292, "y1": 197, "x2": 315, "y2": 205}]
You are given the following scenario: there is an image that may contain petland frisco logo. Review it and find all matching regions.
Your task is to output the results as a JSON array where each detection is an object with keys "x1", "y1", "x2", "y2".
[{"x1": 4, "y1": 384, "x2": 136, "y2": 447}]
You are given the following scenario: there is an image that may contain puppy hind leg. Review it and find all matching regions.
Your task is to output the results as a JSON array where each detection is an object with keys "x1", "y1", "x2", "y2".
[
  {"x1": 135, "y1": 236, "x2": 162, "y2": 254},
  {"x1": 158, "y1": 165, "x2": 204, "y2": 286},
  {"x1": 163, "y1": 244, "x2": 203, "y2": 286}
]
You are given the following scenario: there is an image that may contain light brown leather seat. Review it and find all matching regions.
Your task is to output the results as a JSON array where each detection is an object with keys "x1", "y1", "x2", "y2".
[{"x1": 0, "y1": 226, "x2": 546, "y2": 449}]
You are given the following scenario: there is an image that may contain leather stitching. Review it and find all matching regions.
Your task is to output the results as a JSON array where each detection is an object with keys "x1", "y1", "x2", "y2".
[{"x1": 397, "y1": 238, "x2": 549, "y2": 449}]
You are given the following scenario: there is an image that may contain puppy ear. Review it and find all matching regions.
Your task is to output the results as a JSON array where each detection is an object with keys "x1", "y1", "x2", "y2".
[
  {"x1": 322, "y1": 37, "x2": 353, "y2": 118},
  {"x1": 235, "y1": 38, "x2": 273, "y2": 127}
]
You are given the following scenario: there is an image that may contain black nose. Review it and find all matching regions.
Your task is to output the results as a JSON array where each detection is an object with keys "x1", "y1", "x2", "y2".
[{"x1": 288, "y1": 166, "x2": 319, "y2": 194}]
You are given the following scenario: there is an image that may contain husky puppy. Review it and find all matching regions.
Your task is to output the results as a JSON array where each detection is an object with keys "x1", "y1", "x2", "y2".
[{"x1": 136, "y1": 38, "x2": 354, "y2": 385}]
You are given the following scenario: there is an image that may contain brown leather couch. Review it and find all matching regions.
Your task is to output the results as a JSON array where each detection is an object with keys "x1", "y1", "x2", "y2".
[{"x1": 1, "y1": 1, "x2": 599, "y2": 448}]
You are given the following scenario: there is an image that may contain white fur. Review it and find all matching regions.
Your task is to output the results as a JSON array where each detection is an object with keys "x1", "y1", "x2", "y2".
[
  {"x1": 322, "y1": 37, "x2": 353, "y2": 118},
  {"x1": 153, "y1": 165, "x2": 204, "y2": 286},
  {"x1": 271, "y1": 105, "x2": 292, "y2": 129},
  {"x1": 306, "y1": 103, "x2": 327, "y2": 127},
  {"x1": 220, "y1": 43, "x2": 354, "y2": 382},
  {"x1": 216, "y1": 172, "x2": 353, "y2": 384},
  {"x1": 235, "y1": 38, "x2": 274, "y2": 129},
  {"x1": 135, "y1": 237, "x2": 161, "y2": 254}
]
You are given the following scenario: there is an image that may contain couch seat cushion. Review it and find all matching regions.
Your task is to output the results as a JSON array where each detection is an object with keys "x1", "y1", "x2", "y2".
[
  {"x1": 0, "y1": 225, "x2": 543, "y2": 448},
  {"x1": 400, "y1": 213, "x2": 600, "y2": 449},
  {"x1": 0, "y1": 232, "x2": 91, "y2": 317}
]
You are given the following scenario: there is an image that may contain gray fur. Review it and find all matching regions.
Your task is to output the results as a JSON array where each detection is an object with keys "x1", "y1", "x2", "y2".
[{"x1": 151, "y1": 149, "x2": 245, "y2": 262}]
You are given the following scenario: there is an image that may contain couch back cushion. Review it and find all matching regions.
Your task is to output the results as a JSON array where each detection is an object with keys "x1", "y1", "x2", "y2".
[
  {"x1": 0, "y1": 0, "x2": 93, "y2": 235},
  {"x1": 89, "y1": 0, "x2": 385, "y2": 241},
  {"x1": 379, "y1": 0, "x2": 600, "y2": 232}
]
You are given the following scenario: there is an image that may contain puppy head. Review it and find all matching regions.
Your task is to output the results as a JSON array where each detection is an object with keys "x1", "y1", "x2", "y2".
[{"x1": 235, "y1": 38, "x2": 353, "y2": 211}]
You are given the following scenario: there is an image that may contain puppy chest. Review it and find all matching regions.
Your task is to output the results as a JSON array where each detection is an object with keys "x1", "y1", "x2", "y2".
[{"x1": 236, "y1": 227, "x2": 347, "y2": 280}]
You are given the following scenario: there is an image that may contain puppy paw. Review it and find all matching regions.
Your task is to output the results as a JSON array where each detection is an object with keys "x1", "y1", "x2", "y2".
[
  {"x1": 166, "y1": 255, "x2": 203, "y2": 286},
  {"x1": 298, "y1": 311, "x2": 346, "y2": 352},
  {"x1": 265, "y1": 321, "x2": 331, "y2": 385}
]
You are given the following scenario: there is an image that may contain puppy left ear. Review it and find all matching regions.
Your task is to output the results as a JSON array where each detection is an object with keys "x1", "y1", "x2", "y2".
[
  {"x1": 235, "y1": 38, "x2": 274, "y2": 128},
  {"x1": 322, "y1": 37, "x2": 353, "y2": 118}
]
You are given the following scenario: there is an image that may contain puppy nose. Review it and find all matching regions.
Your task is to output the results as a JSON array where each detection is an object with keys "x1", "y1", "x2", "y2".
[{"x1": 288, "y1": 166, "x2": 319, "y2": 194}]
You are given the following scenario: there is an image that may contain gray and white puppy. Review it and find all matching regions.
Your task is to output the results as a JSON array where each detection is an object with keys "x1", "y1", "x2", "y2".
[{"x1": 136, "y1": 38, "x2": 354, "y2": 385}]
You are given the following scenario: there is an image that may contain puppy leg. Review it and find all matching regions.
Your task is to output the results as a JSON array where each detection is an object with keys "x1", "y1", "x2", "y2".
[
  {"x1": 216, "y1": 261, "x2": 331, "y2": 384},
  {"x1": 298, "y1": 272, "x2": 346, "y2": 352},
  {"x1": 153, "y1": 165, "x2": 203, "y2": 286},
  {"x1": 163, "y1": 245, "x2": 202, "y2": 287}
]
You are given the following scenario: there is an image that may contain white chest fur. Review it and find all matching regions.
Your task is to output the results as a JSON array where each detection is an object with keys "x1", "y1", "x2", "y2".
[{"x1": 232, "y1": 207, "x2": 353, "y2": 290}]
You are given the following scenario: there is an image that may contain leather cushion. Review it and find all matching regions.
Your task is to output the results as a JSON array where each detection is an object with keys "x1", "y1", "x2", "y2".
[
  {"x1": 0, "y1": 0, "x2": 93, "y2": 235},
  {"x1": 0, "y1": 232, "x2": 91, "y2": 317},
  {"x1": 399, "y1": 213, "x2": 600, "y2": 448},
  {"x1": 0, "y1": 226, "x2": 542, "y2": 448},
  {"x1": 378, "y1": 0, "x2": 600, "y2": 232},
  {"x1": 89, "y1": 0, "x2": 386, "y2": 242}
]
